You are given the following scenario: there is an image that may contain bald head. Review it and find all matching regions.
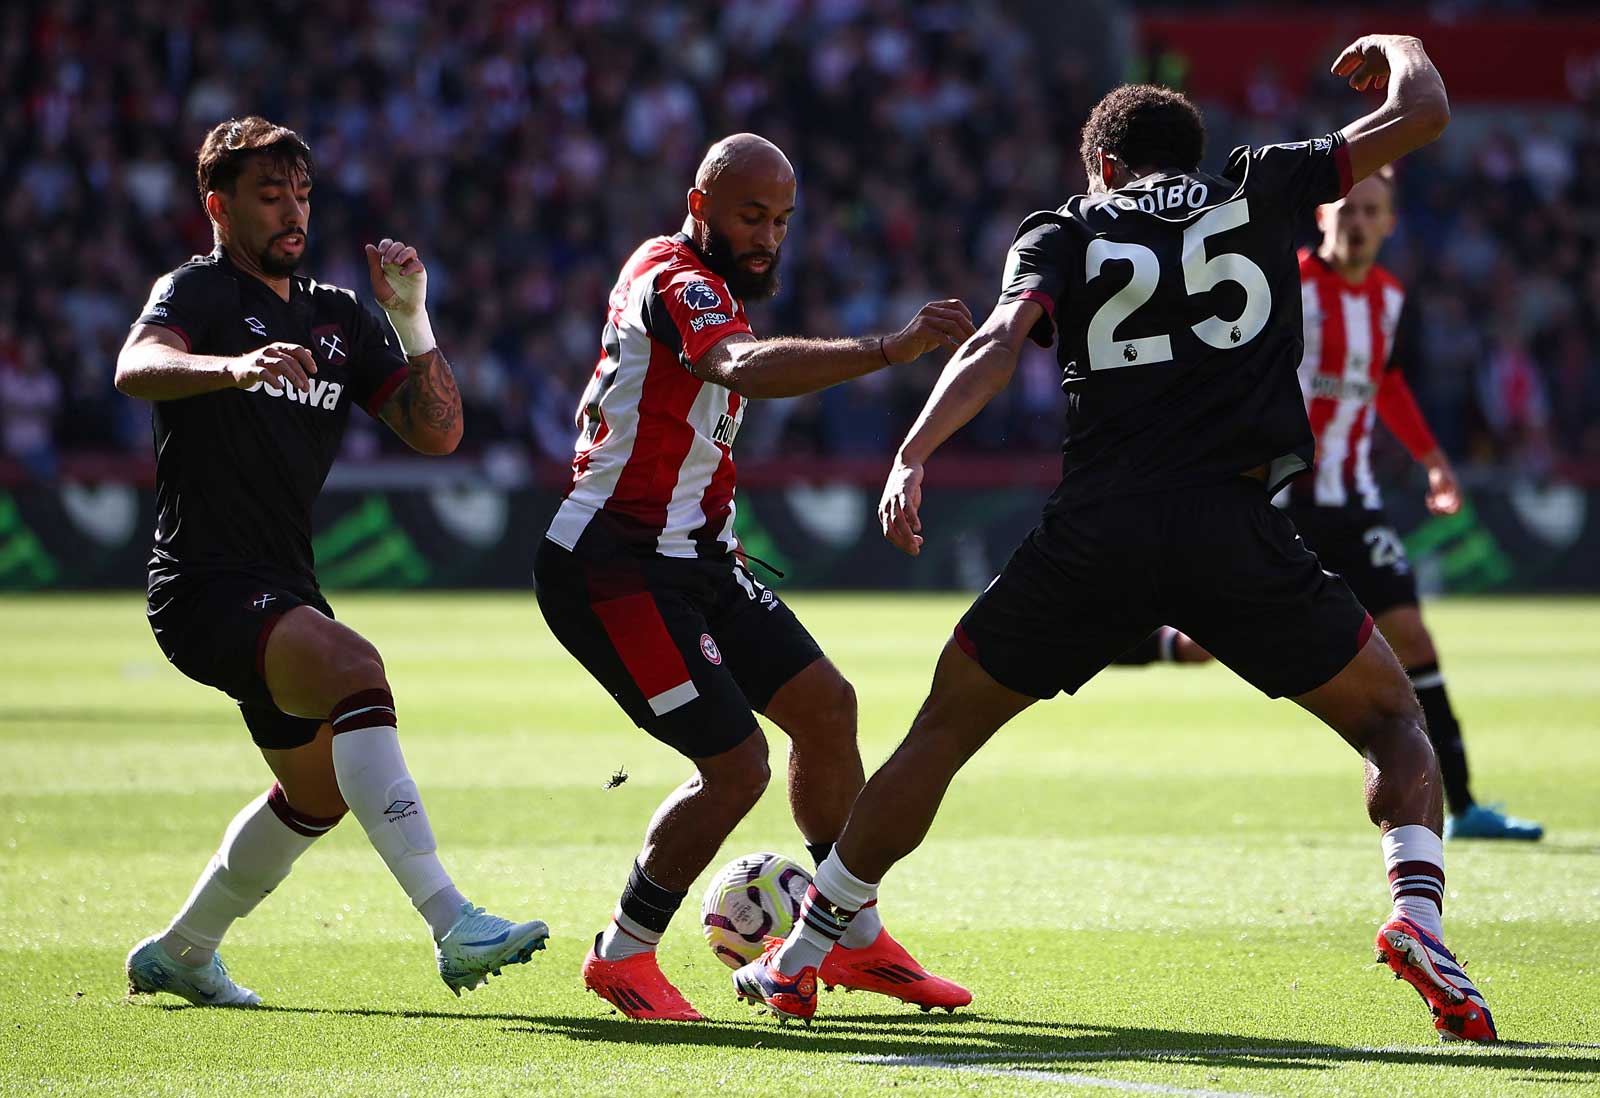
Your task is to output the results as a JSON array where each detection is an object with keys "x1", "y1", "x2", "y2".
[
  {"x1": 685, "y1": 134, "x2": 797, "y2": 302},
  {"x1": 694, "y1": 133, "x2": 795, "y2": 192}
]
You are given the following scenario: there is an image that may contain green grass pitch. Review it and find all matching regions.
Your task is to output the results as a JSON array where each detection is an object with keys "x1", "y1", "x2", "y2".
[{"x1": 1, "y1": 592, "x2": 1596, "y2": 1097}]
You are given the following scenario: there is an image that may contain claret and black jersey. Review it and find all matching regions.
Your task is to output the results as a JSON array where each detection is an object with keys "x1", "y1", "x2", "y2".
[
  {"x1": 998, "y1": 134, "x2": 1353, "y2": 510},
  {"x1": 134, "y1": 246, "x2": 409, "y2": 593}
]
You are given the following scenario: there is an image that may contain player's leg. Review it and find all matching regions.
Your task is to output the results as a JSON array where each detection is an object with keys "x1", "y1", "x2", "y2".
[
  {"x1": 1375, "y1": 604, "x2": 1541, "y2": 840},
  {"x1": 761, "y1": 658, "x2": 862, "y2": 866},
  {"x1": 1180, "y1": 485, "x2": 1493, "y2": 1041},
  {"x1": 127, "y1": 709, "x2": 339, "y2": 1008},
  {"x1": 744, "y1": 513, "x2": 1159, "y2": 1018},
  {"x1": 534, "y1": 540, "x2": 768, "y2": 1019},
  {"x1": 262, "y1": 605, "x2": 548, "y2": 992},
  {"x1": 154, "y1": 718, "x2": 343, "y2": 970}
]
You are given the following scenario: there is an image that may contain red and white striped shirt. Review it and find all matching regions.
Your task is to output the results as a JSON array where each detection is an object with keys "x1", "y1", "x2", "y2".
[
  {"x1": 548, "y1": 234, "x2": 752, "y2": 558},
  {"x1": 1291, "y1": 249, "x2": 1437, "y2": 509}
]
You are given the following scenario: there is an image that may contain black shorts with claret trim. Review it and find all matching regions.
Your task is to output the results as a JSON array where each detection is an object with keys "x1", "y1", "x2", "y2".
[
  {"x1": 147, "y1": 570, "x2": 330, "y2": 750},
  {"x1": 533, "y1": 538, "x2": 825, "y2": 760},
  {"x1": 1281, "y1": 503, "x2": 1420, "y2": 619},
  {"x1": 956, "y1": 478, "x2": 1372, "y2": 701}
]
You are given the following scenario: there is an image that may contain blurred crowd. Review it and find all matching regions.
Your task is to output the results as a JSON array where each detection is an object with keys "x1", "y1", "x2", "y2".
[{"x1": 3, "y1": 0, "x2": 1599, "y2": 482}]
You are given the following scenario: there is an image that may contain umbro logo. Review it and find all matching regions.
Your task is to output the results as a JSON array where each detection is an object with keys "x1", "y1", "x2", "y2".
[
  {"x1": 383, "y1": 799, "x2": 417, "y2": 821},
  {"x1": 245, "y1": 316, "x2": 267, "y2": 337}
]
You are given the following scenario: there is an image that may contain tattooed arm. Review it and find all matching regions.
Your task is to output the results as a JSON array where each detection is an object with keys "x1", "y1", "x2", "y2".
[
  {"x1": 364, "y1": 237, "x2": 463, "y2": 455},
  {"x1": 380, "y1": 349, "x2": 463, "y2": 455}
]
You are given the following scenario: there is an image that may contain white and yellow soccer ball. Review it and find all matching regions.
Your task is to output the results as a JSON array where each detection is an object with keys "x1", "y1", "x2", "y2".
[{"x1": 701, "y1": 852, "x2": 812, "y2": 969}]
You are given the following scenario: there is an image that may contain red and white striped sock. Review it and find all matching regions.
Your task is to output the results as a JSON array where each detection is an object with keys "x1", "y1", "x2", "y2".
[
  {"x1": 775, "y1": 852, "x2": 878, "y2": 976},
  {"x1": 1383, "y1": 824, "x2": 1446, "y2": 941}
]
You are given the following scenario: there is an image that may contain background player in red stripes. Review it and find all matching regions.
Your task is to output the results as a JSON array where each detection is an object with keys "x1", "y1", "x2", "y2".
[
  {"x1": 1116, "y1": 168, "x2": 1543, "y2": 842},
  {"x1": 535, "y1": 133, "x2": 976, "y2": 1020}
]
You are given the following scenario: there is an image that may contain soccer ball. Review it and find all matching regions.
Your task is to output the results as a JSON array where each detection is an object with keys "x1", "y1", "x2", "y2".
[{"x1": 701, "y1": 851, "x2": 811, "y2": 969}]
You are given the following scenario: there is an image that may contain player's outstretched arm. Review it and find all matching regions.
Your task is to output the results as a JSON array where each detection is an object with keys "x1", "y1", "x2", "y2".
[
  {"x1": 1333, "y1": 35, "x2": 1450, "y2": 184},
  {"x1": 879, "y1": 299, "x2": 1041, "y2": 556},
  {"x1": 366, "y1": 239, "x2": 463, "y2": 455},
  {"x1": 116, "y1": 325, "x2": 318, "y2": 401},
  {"x1": 690, "y1": 299, "x2": 975, "y2": 399}
]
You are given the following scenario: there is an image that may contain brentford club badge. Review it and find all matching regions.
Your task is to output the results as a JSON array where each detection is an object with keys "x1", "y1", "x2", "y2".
[{"x1": 700, "y1": 633, "x2": 722, "y2": 665}]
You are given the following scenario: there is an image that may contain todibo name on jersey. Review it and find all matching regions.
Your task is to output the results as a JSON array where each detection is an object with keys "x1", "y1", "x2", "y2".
[{"x1": 244, "y1": 376, "x2": 346, "y2": 410}]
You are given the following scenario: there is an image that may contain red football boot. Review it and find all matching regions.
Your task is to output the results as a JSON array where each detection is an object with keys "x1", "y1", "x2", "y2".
[
  {"x1": 581, "y1": 935, "x2": 704, "y2": 1021},
  {"x1": 1376, "y1": 916, "x2": 1497, "y2": 1042},
  {"x1": 819, "y1": 928, "x2": 972, "y2": 1012}
]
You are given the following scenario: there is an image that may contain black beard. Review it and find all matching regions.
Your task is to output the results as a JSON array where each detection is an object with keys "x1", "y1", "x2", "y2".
[
  {"x1": 259, "y1": 233, "x2": 304, "y2": 277},
  {"x1": 703, "y1": 227, "x2": 780, "y2": 301}
]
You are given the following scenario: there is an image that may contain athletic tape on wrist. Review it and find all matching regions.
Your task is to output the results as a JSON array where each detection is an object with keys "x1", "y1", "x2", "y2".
[{"x1": 385, "y1": 308, "x2": 437, "y2": 357}]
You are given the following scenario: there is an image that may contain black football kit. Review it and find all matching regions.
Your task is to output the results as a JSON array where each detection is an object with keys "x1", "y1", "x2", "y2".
[
  {"x1": 134, "y1": 246, "x2": 409, "y2": 747},
  {"x1": 958, "y1": 135, "x2": 1374, "y2": 698}
]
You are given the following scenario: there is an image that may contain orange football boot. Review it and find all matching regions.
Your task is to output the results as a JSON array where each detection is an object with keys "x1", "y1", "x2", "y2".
[
  {"x1": 1376, "y1": 916, "x2": 1497, "y2": 1042},
  {"x1": 581, "y1": 934, "x2": 704, "y2": 1021},
  {"x1": 820, "y1": 928, "x2": 972, "y2": 1012}
]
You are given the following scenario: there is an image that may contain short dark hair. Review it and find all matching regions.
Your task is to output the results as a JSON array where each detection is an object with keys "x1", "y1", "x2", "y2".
[
  {"x1": 196, "y1": 116, "x2": 313, "y2": 199},
  {"x1": 1079, "y1": 85, "x2": 1206, "y2": 179}
]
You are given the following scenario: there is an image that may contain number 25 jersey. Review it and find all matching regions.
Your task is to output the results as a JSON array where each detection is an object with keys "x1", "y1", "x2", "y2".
[{"x1": 999, "y1": 134, "x2": 1353, "y2": 510}]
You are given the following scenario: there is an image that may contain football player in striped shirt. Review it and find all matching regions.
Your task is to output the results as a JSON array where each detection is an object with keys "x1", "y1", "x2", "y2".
[{"x1": 536, "y1": 133, "x2": 975, "y2": 1020}]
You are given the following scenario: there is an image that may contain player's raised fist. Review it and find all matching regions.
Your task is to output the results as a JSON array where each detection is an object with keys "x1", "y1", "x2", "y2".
[
  {"x1": 227, "y1": 341, "x2": 317, "y2": 393},
  {"x1": 882, "y1": 299, "x2": 977, "y2": 364},
  {"x1": 365, "y1": 238, "x2": 427, "y2": 314},
  {"x1": 1331, "y1": 35, "x2": 1422, "y2": 92},
  {"x1": 879, "y1": 459, "x2": 926, "y2": 557}
]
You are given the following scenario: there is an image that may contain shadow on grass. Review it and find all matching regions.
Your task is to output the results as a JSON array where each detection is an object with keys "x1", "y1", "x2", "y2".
[{"x1": 228, "y1": 1003, "x2": 1599, "y2": 1080}]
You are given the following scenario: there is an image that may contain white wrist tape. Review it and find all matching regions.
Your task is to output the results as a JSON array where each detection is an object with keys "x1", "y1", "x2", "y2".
[{"x1": 384, "y1": 308, "x2": 437, "y2": 357}]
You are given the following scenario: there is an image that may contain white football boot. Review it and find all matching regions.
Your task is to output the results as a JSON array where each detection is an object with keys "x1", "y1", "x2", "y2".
[
  {"x1": 435, "y1": 903, "x2": 549, "y2": 995},
  {"x1": 126, "y1": 935, "x2": 261, "y2": 1007}
]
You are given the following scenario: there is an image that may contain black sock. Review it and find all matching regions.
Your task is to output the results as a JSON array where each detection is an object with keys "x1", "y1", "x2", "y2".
[
  {"x1": 1409, "y1": 662, "x2": 1474, "y2": 816},
  {"x1": 1113, "y1": 630, "x2": 1165, "y2": 666},
  {"x1": 806, "y1": 841, "x2": 834, "y2": 868},
  {"x1": 618, "y1": 860, "x2": 686, "y2": 935}
]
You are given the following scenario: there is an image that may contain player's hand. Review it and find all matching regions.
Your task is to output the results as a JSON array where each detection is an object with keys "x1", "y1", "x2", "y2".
[
  {"x1": 1423, "y1": 449, "x2": 1461, "y2": 515},
  {"x1": 1330, "y1": 35, "x2": 1416, "y2": 92},
  {"x1": 882, "y1": 299, "x2": 976, "y2": 364},
  {"x1": 227, "y1": 342, "x2": 316, "y2": 393},
  {"x1": 880, "y1": 458, "x2": 926, "y2": 556},
  {"x1": 365, "y1": 238, "x2": 427, "y2": 315}
]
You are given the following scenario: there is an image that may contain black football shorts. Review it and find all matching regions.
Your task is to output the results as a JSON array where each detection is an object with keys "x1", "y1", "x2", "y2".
[
  {"x1": 147, "y1": 571, "x2": 330, "y2": 750},
  {"x1": 533, "y1": 539, "x2": 824, "y2": 759},
  {"x1": 1280, "y1": 504, "x2": 1420, "y2": 618},
  {"x1": 957, "y1": 477, "x2": 1372, "y2": 700}
]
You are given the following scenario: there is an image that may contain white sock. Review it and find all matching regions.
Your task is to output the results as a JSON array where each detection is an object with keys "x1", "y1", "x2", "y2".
[
  {"x1": 329, "y1": 720, "x2": 460, "y2": 938},
  {"x1": 838, "y1": 900, "x2": 883, "y2": 949},
  {"x1": 776, "y1": 851, "x2": 878, "y2": 976},
  {"x1": 163, "y1": 785, "x2": 332, "y2": 965},
  {"x1": 1383, "y1": 824, "x2": 1446, "y2": 941},
  {"x1": 598, "y1": 912, "x2": 661, "y2": 961}
]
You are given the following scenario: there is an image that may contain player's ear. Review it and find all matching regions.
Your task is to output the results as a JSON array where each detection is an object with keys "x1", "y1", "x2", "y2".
[
  {"x1": 1098, "y1": 148, "x2": 1117, "y2": 189},
  {"x1": 686, "y1": 187, "x2": 707, "y2": 224},
  {"x1": 205, "y1": 190, "x2": 228, "y2": 231}
]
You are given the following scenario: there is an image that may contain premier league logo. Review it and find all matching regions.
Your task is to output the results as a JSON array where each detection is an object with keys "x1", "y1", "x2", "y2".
[{"x1": 684, "y1": 282, "x2": 722, "y2": 311}]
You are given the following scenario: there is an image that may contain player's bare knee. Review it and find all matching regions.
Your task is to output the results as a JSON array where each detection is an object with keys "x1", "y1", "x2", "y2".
[
  {"x1": 327, "y1": 642, "x2": 388, "y2": 695},
  {"x1": 701, "y1": 733, "x2": 771, "y2": 808}
]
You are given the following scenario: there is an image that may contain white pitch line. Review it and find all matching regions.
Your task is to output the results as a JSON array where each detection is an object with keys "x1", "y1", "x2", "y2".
[{"x1": 900, "y1": 1062, "x2": 1259, "y2": 1097}]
